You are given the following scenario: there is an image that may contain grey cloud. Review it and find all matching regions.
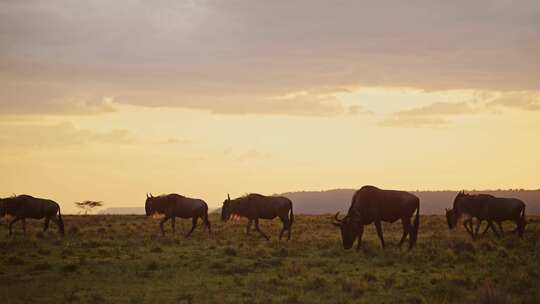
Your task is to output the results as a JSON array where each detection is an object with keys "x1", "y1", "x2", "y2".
[
  {"x1": 236, "y1": 150, "x2": 270, "y2": 162},
  {"x1": 487, "y1": 92, "x2": 540, "y2": 111},
  {"x1": 1, "y1": 1, "x2": 539, "y2": 116},
  {"x1": 380, "y1": 90, "x2": 540, "y2": 128},
  {"x1": 0, "y1": 122, "x2": 135, "y2": 148},
  {"x1": 379, "y1": 101, "x2": 478, "y2": 128}
]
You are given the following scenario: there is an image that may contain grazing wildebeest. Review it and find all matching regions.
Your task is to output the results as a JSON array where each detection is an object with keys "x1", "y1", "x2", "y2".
[
  {"x1": 332, "y1": 186, "x2": 420, "y2": 250},
  {"x1": 446, "y1": 191, "x2": 526, "y2": 238},
  {"x1": 221, "y1": 193, "x2": 294, "y2": 240},
  {"x1": 0, "y1": 195, "x2": 64, "y2": 236},
  {"x1": 145, "y1": 193, "x2": 211, "y2": 237}
]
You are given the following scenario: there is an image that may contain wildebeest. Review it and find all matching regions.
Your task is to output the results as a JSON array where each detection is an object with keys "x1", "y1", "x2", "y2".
[
  {"x1": 0, "y1": 195, "x2": 64, "y2": 236},
  {"x1": 145, "y1": 193, "x2": 211, "y2": 237},
  {"x1": 221, "y1": 193, "x2": 294, "y2": 240},
  {"x1": 446, "y1": 191, "x2": 526, "y2": 238},
  {"x1": 332, "y1": 186, "x2": 420, "y2": 250}
]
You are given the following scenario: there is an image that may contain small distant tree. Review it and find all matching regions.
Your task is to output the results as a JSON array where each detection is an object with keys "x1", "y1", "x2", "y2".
[{"x1": 74, "y1": 201, "x2": 103, "y2": 215}]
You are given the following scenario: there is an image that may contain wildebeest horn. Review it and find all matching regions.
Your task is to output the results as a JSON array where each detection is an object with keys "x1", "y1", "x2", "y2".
[
  {"x1": 150, "y1": 193, "x2": 154, "y2": 198},
  {"x1": 227, "y1": 194, "x2": 231, "y2": 201},
  {"x1": 146, "y1": 193, "x2": 150, "y2": 199},
  {"x1": 334, "y1": 212, "x2": 343, "y2": 222}
]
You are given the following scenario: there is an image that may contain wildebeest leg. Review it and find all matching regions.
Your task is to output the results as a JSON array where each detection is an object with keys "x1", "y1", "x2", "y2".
[
  {"x1": 278, "y1": 215, "x2": 290, "y2": 241},
  {"x1": 254, "y1": 218, "x2": 270, "y2": 240},
  {"x1": 171, "y1": 217, "x2": 176, "y2": 234},
  {"x1": 204, "y1": 215, "x2": 211, "y2": 234},
  {"x1": 246, "y1": 220, "x2": 253, "y2": 235},
  {"x1": 374, "y1": 221, "x2": 385, "y2": 249},
  {"x1": 8, "y1": 217, "x2": 21, "y2": 236},
  {"x1": 398, "y1": 218, "x2": 411, "y2": 247},
  {"x1": 474, "y1": 219, "x2": 482, "y2": 237},
  {"x1": 50, "y1": 217, "x2": 63, "y2": 235},
  {"x1": 159, "y1": 216, "x2": 170, "y2": 236},
  {"x1": 497, "y1": 222, "x2": 504, "y2": 237},
  {"x1": 511, "y1": 220, "x2": 520, "y2": 234},
  {"x1": 186, "y1": 217, "x2": 198, "y2": 238},
  {"x1": 480, "y1": 221, "x2": 491, "y2": 236},
  {"x1": 287, "y1": 221, "x2": 292, "y2": 241},
  {"x1": 462, "y1": 219, "x2": 474, "y2": 239},
  {"x1": 356, "y1": 225, "x2": 365, "y2": 251},
  {"x1": 487, "y1": 221, "x2": 501, "y2": 238},
  {"x1": 43, "y1": 218, "x2": 50, "y2": 232}
]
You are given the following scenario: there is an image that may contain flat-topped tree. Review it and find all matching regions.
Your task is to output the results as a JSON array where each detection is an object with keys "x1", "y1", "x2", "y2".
[{"x1": 74, "y1": 201, "x2": 103, "y2": 215}]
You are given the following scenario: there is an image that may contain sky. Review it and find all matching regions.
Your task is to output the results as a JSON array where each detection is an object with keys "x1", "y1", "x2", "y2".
[{"x1": 1, "y1": 1, "x2": 539, "y2": 213}]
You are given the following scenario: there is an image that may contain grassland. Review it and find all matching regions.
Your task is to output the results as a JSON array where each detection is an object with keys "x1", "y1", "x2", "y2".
[{"x1": 1, "y1": 214, "x2": 539, "y2": 304}]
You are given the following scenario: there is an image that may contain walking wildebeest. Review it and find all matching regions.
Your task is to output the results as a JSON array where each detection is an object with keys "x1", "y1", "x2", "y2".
[
  {"x1": 0, "y1": 195, "x2": 64, "y2": 236},
  {"x1": 221, "y1": 193, "x2": 294, "y2": 240},
  {"x1": 446, "y1": 191, "x2": 526, "y2": 238},
  {"x1": 145, "y1": 193, "x2": 211, "y2": 237},
  {"x1": 332, "y1": 186, "x2": 420, "y2": 250}
]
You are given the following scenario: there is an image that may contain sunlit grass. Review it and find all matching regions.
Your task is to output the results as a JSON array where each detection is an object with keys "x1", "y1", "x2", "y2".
[{"x1": 0, "y1": 215, "x2": 539, "y2": 303}]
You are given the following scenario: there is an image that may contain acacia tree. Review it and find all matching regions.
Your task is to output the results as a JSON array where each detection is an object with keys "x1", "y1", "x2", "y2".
[{"x1": 74, "y1": 201, "x2": 103, "y2": 215}]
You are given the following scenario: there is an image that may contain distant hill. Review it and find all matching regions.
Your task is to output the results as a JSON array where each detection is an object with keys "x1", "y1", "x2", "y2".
[
  {"x1": 279, "y1": 189, "x2": 540, "y2": 215},
  {"x1": 99, "y1": 207, "x2": 145, "y2": 215},
  {"x1": 98, "y1": 189, "x2": 540, "y2": 216}
]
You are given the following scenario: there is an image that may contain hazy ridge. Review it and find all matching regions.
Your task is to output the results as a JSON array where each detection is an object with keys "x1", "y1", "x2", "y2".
[{"x1": 99, "y1": 189, "x2": 540, "y2": 215}]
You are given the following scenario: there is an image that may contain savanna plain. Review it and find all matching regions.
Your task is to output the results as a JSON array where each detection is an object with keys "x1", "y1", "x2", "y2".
[{"x1": 1, "y1": 214, "x2": 539, "y2": 304}]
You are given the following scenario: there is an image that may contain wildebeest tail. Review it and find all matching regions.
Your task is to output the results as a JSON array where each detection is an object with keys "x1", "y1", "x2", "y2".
[
  {"x1": 204, "y1": 204, "x2": 211, "y2": 233},
  {"x1": 57, "y1": 204, "x2": 65, "y2": 235},
  {"x1": 288, "y1": 200, "x2": 294, "y2": 228},
  {"x1": 411, "y1": 202, "x2": 420, "y2": 247},
  {"x1": 519, "y1": 205, "x2": 526, "y2": 237}
]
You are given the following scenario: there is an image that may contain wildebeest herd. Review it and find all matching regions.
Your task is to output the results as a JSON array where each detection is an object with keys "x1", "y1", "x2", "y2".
[{"x1": 0, "y1": 185, "x2": 528, "y2": 250}]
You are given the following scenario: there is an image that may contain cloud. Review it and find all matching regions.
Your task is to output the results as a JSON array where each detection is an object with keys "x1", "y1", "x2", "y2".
[
  {"x1": 380, "y1": 101, "x2": 478, "y2": 128},
  {"x1": 486, "y1": 92, "x2": 540, "y2": 112},
  {"x1": 0, "y1": 1, "x2": 539, "y2": 116},
  {"x1": 0, "y1": 81, "x2": 117, "y2": 115},
  {"x1": 236, "y1": 150, "x2": 271, "y2": 162},
  {"x1": 0, "y1": 122, "x2": 135, "y2": 148},
  {"x1": 166, "y1": 137, "x2": 191, "y2": 145}
]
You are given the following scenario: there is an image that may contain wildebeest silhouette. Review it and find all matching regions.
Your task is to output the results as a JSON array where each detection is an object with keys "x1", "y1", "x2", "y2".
[
  {"x1": 221, "y1": 193, "x2": 294, "y2": 240},
  {"x1": 145, "y1": 193, "x2": 211, "y2": 237},
  {"x1": 446, "y1": 191, "x2": 526, "y2": 238},
  {"x1": 0, "y1": 195, "x2": 64, "y2": 236},
  {"x1": 332, "y1": 185, "x2": 420, "y2": 250}
]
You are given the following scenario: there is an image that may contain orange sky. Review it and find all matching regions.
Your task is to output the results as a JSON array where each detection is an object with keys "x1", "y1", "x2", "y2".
[{"x1": 1, "y1": 1, "x2": 539, "y2": 213}]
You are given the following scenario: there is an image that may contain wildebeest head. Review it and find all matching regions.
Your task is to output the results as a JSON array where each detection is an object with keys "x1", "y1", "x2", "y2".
[
  {"x1": 447, "y1": 191, "x2": 467, "y2": 229},
  {"x1": 445, "y1": 208, "x2": 457, "y2": 229},
  {"x1": 332, "y1": 212, "x2": 362, "y2": 250},
  {"x1": 221, "y1": 194, "x2": 232, "y2": 221},
  {"x1": 145, "y1": 193, "x2": 155, "y2": 216}
]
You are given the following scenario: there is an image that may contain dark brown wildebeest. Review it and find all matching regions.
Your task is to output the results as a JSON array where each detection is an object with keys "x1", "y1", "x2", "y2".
[
  {"x1": 145, "y1": 193, "x2": 211, "y2": 237},
  {"x1": 446, "y1": 191, "x2": 526, "y2": 238},
  {"x1": 221, "y1": 193, "x2": 294, "y2": 240},
  {"x1": 0, "y1": 195, "x2": 64, "y2": 236},
  {"x1": 332, "y1": 185, "x2": 420, "y2": 250}
]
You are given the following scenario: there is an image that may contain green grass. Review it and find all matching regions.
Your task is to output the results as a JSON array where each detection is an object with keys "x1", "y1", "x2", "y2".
[{"x1": 1, "y1": 215, "x2": 539, "y2": 303}]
